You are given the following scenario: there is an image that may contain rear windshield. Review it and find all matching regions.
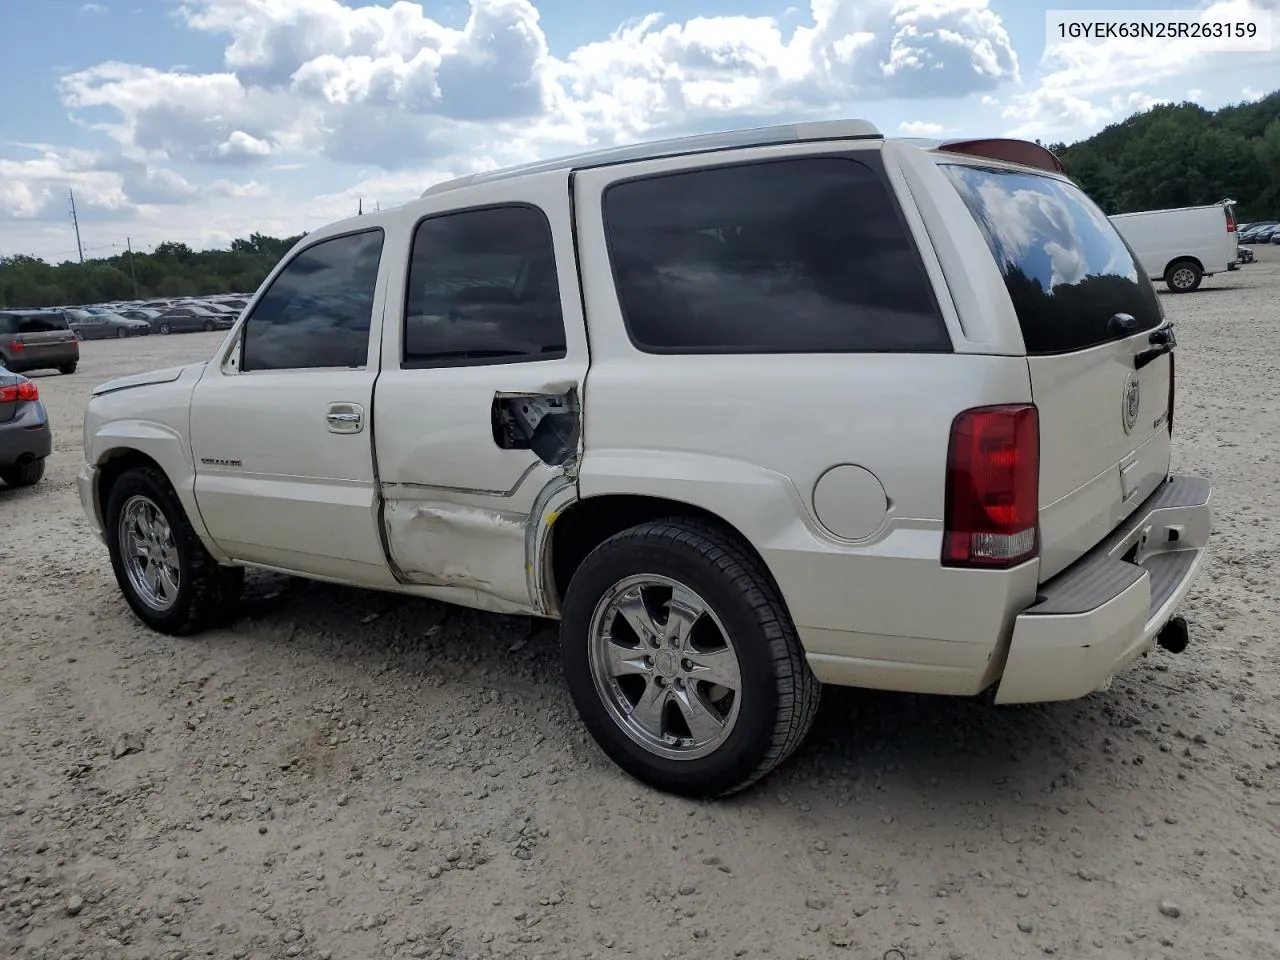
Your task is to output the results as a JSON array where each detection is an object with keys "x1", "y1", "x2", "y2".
[
  {"x1": 7, "y1": 312, "x2": 70, "y2": 333},
  {"x1": 941, "y1": 164, "x2": 1163, "y2": 355}
]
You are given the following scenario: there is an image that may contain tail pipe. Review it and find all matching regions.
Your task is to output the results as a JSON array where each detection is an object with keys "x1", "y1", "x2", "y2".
[{"x1": 1157, "y1": 615, "x2": 1189, "y2": 654}]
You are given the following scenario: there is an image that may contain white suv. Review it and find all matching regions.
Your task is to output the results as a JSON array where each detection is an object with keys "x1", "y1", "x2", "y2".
[{"x1": 78, "y1": 119, "x2": 1213, "y2": 797}]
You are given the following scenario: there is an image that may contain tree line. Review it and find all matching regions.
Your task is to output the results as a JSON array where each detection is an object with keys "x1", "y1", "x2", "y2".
[
  {"x1": 0, "y1": 233, "x2": 305, "y2": 310},
  {"x1": 1051, "y1": 90, "x2": 1280, "y2": 221},
  {"x1": 2, "y1": 89, "x2": 1277, "y2": 310}
]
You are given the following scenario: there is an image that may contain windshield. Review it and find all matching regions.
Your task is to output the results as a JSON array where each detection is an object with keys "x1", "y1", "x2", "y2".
[{"x1": 941, "y1": 163, "x2": 1163, "y2": 355}]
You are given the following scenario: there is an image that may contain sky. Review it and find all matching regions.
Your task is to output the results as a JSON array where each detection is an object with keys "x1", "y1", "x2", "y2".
[{"x1": 0, "y1": 0, "x2": 1276, "y2": 263}]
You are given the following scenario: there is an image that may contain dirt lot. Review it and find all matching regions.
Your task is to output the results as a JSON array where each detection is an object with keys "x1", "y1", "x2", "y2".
[{"x1": 4, "y1": 248, "x2": 1280, "y2": 960}]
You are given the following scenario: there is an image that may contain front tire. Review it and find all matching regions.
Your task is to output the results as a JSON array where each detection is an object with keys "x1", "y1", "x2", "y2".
[
  {"x1": 158, "y1": 322, "x2": 172, "y2": 335},
  {"x1": 1166, "y1": 259, "x2": 1202, "y2": 293},
  {"x1": 560, "y1": 519, "x2": 820, "y2": 797},
  {"x1": 104, "y1": 466, "x2": 243, "y2": 635},
  {"x1": 0, "y1": 458, "x2": 45, "y2": 487}
]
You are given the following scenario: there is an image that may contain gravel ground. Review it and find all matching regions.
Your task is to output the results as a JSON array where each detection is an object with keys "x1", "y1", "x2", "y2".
[{"x1": 4, "y1": 247, "x2": 1280, "y2": 960}]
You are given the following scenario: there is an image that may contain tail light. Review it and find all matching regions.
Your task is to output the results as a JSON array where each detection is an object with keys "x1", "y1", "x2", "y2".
[
  {"x1": 1168, "y1": 352, "x2": 1176, "y2": 435},
  {"x1": 8, "y1": 340, "x2": 24, "y2": 353},
  {"x1": 1225, "y1": 208, "x2": 1237, "y2": 232},
  {"x1": 942, "y1": 404, "x2": 1040, "y2": 569},
  {"x1": 0, "y1": 381, "x2": 38, "y2": 403}
]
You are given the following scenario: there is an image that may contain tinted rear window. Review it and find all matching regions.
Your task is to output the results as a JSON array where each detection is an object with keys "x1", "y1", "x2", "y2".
[
  {"x1": 603, "y1": 156, "x2": 950, "y2": 354},
  {"x1": 941, "y1": 164, "x2": 1162, "y2": 355},
  {"x1": 13, "y1": 312, "x2": 70, "y2": 333}
]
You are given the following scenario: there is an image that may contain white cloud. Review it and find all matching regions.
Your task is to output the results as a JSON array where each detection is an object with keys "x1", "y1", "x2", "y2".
[
  {"x1": 898, "y1": 120, "x2": 946, "y2": 136},
  {"x1": 0, "y1": 148, "x2": 266, "y2": 226},
  {"x1": 1004, "y1": 0, "x2": 1278, "y2": 139},
  {"x1": 1001, "y1": 89, "x2": 1169, "y2": 139},
  {"x1": 52, "y1": 0, "x2": 1019, "y2": 169},
  {"x1": 1242, "y1": 86, "x2": 1266, "y2": 101}
]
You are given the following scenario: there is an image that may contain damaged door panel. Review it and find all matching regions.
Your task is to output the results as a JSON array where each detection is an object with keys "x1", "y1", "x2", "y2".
[
  {"x1": 382, "y1": 500, "x2": 531, "y2": 606},
  {"x1": 370, "y1": 178, "x2": 589, "y2": 612},
  {"x1": 492, "y1": 387, "x2": 580, "y2": 466}
]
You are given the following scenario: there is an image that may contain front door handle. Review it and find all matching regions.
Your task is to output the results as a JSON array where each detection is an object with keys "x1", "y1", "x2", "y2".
[{"x1": 326, "y1": 402, "x2": 364, "y2": 434}]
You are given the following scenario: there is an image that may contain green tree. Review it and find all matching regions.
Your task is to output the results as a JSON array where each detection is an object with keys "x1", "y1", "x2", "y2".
[{"x1": 1057, "y1": 92, "x2": 1280, "y2": 221}]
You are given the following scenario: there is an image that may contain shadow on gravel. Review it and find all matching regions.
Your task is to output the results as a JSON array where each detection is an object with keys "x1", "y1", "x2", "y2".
[{"x1": 227, "y1": 568, "x2": 1171, "y2": 809}]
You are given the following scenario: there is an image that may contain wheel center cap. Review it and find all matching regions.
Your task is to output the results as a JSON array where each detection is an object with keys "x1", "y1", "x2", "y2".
[{"x1": 654, "y1": 649, "x2": 680, "y2": 678}]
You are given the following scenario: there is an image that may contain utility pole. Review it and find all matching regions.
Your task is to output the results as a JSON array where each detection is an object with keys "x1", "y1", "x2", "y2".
[
  {"x1": 358, "y1": 197, "x2": 363, "y2": 216},
  {"x1": 126, "y1": 237, "x2": 139, "y2": 297},
  {"x1": 69, "y1": 189, "x2": 85, "y2": 264}
]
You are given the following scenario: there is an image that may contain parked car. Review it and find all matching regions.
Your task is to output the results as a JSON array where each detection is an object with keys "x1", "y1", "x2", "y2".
[
  {"x1": 78, "y1": 121, "x2": 1211, "y2": 797},
  {"x1": 1240, "y1": 223, "x2": 1277, "y2": 243},
  {"x1": 151, "y1": 307, "x2": 234, "y2": 334},
  {"x1": 0, "y1": 363, "x2": 52, "y2": 487},
  {"x1": 67, "y1": 309, "x2": 152, "y2": 340},
  {"x1": 1239, "y1": 245, "x2": 1255, "y2": 264},
  {"x1": 0, "y1": 309, "x2": 79, "y2": 374},
  {"x1": 119, "y1": 308, "x2": 163, "y2": 324},
  {"x1": 1109, "y1": 200, "x2": 1239, "y2": 292}
]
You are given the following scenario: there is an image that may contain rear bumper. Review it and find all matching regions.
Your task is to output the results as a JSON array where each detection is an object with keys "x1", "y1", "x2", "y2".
[
  {"x1": 994, "y1": 475, "x2": 1212, "y2": 704},
  {"x1": 0, "y1": 402, "x2": 53, "y2": 466}
]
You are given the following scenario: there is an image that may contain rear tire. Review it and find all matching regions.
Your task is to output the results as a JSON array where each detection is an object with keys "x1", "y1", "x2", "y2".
[
  {"x1": 559, "y1": 518, "x2": 820, "y2": 798},
  {"x1": 0, "y1": 458, "x2": 45, "y2": 487},
  {"x1": 1166, "y1": 260, "x2": 1202, "y2": 293},
  {"x1": 104, "y1": 465, "x2": 244, "y2": 635},
  {"x1": 59, "y1": 363, "x2": 77, "y2": 375}
]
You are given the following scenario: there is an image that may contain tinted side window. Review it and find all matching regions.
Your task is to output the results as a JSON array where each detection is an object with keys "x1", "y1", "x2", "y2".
[
  {"x1": 940, "y1": 164, "x2": 1162, "y2": 355},
  {"x1": 242, "y1": 229, "x2": 384, "y2": 372},
  {"x1": 602, "y1": 156, "x2": 950, "y2": 354},
  {"x1": 17, "y1": 313, "x2": 69, "y2": 333},
  {"x1": 402, "y1": 205, "x2": 566, "y2": 367},
  {"x1": 0, "y1": 315, "x2": 18, "y2": 335}
]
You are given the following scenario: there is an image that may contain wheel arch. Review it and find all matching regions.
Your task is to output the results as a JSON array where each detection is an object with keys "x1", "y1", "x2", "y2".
[
  {"x1": 1163, "y1": 255, "x2": 1204, "y2": 279},
  {"x1": 544, "y1": 493, "x2": 784, "y2": 616},
  {"x1": 90, "y1": 435, "x2": 227, "y2": 562}
]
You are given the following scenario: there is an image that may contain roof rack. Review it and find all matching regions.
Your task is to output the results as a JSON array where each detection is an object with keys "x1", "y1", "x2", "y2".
[{"x1": 421, "y1": 118, "x2": 883, "y2": 198}]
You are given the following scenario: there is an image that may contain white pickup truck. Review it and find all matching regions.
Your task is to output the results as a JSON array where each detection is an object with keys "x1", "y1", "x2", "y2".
[{"x1": 79, "y1": 120, "x2": 1213, "y2": 797}]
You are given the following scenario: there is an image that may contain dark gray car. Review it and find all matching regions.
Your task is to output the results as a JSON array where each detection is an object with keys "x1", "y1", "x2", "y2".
[
  {"x1": 0, "y1": 363, "x2": 52, "y2": 487},
  {"x1": 0, "y1": 310, "x2": 80, "y2": 374},
  {"x1": 151, "y1": 306, "x2": 232, "y2": 334},
  {"x1": 67, "y1": 309, "x2": 152, "y2": 340}
]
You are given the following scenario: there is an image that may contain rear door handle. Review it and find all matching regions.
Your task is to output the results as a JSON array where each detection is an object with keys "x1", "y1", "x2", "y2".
[{"x1": 326, "y1": 402, "x2": 364, "y2": 434}]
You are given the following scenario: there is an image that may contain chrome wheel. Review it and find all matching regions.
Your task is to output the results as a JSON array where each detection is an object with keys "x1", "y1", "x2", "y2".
[
  {"x1": 1171, "y1": 266, "x2": 1196, "y2": 290},
  {"x1": 588, "y1": 574, "x2": 742, "y2": 761},
  {"x1": 119, "y1": 495, "x2": 180, "y2": 611}
]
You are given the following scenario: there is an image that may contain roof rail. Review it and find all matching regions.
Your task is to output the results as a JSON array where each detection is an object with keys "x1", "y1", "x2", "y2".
[{"x1": 421, "y1": 118, "x2": 883, "y2": 198}]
